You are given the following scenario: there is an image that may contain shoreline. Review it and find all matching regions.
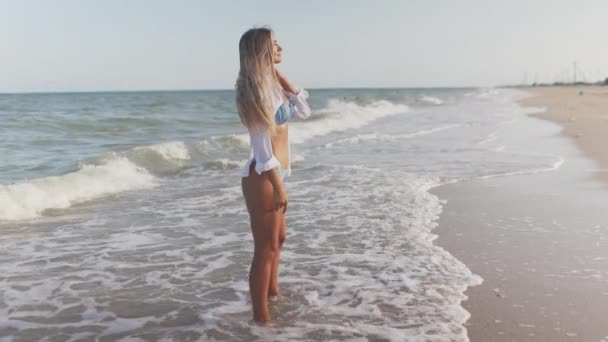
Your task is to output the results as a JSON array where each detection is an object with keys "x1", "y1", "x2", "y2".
[
  {"x1": 519, "y1": 85, "x2": 608, "y2": 183},
  {"x1": 434, "y1": 86, "x2": 608, "y2": 341}
]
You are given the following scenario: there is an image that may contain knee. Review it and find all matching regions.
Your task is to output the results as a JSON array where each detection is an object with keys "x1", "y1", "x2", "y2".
[
  {"x1": 254, "y1": 245, "x2": 278, "y2": 261},
  {"x1": 278, "y1": 234, "x2": 286, "y2": 248}
]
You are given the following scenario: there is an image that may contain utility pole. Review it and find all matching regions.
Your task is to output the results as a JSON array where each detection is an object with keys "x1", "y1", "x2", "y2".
[{"x1": 573, "y1": 61, "x2": 577, "y2": 83}]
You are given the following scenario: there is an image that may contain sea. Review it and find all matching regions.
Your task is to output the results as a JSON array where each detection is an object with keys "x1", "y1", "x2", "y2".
[{"x1": 0, "y1": 88, "x2": 564, "y2": 341}]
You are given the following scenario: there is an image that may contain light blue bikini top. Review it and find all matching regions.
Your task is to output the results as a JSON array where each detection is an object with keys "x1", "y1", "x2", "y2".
[{"x1": 274, "y1": 101, "x2": 296, "y2": 125}]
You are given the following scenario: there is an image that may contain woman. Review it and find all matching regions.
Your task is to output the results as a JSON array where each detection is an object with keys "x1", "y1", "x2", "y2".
[{"x1": 236, "y1": 27, "x2": 311, "y2": 323}]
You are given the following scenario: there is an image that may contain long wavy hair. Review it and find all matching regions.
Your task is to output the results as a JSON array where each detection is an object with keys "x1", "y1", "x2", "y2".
[{"x1": 235, "y1": 27, "x2": 281, "y2": 133}]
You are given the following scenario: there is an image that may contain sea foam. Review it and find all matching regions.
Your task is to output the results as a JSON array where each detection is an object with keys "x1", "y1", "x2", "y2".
[{"x1": 0, "y1": 157, "x2": 156, "y2": 221}]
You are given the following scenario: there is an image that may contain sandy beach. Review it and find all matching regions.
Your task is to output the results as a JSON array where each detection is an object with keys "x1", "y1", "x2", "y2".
[
  {"x1": 435, "y1": 86, "x2": 608, "y2": 341},
  {"x1": 521, "y1": 86, "x2": 608, "y2": 182}
]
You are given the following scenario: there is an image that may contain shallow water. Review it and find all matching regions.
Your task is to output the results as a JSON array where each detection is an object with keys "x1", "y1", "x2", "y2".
[{"x1": 0, "y1": 88, "x2": 562, "y2": 340}]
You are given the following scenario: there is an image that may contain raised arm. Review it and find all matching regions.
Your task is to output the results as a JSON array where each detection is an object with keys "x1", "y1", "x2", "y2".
[
  {"x1": 275, "y1": 68, "x2": 311, "y2": 120},
  {"x1": 275, "y1": 68, "x2": 298, "y2": 94}
]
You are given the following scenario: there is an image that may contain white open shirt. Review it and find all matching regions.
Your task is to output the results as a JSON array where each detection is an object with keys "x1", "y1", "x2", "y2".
[{"x1": 242, "y1": 89, "x2": 311, "y2": 177}]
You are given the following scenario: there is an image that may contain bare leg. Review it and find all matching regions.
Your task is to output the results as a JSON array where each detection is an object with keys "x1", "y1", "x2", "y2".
[
  {"x1": 269, "y1": 214, "x2": 286, "y2": 298},
  {"x1": 249, "y1": 228, "x2": 277, "y2": 322},
  {"x1": 242, "y1": 165, "x2": 282, "y2": 322}
]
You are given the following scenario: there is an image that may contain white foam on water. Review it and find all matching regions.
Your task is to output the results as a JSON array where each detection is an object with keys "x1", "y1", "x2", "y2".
[
  {"x1": 133, "y1": 141, "x2": 191, "y2": 161},
  {"x1": 289, "y1": 99, "x2": 409, "y2": 144},
  {"x1": 187, "y1": 165, "x2": 483, "y2": 341},
  {"x1": 419, "y1": 95, "x2": 444, "y2": 105},
  {"x1": 0, "y1": 164, "x2": 482, "y2": 341},
  {"x1": 208, "y1": 134, "x2": 250, "y2": 149},
  {"x1": 322, "y1": 124, "x2": 461, "y2": 148},
  {"x1": 204, "y1": 158, "x2": 247, "y2": 170},
  {"x1": 0, "y1": 137, "x2": 250, "y2": 221},
  {"x1": 228, "y1": 99, "x2": 409, "y2": 146},
  {"x1": 443, "y1": 156, "x2": 565, "y2": 186},
  {"x1": 0, "y1": 156, "x2": 156, "y2": 221},
  {"x1": 291, "y1": 154, "x2": 305, "y2": 164}
]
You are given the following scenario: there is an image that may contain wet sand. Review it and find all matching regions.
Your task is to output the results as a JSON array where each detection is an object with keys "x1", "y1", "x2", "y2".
[{"x1": 434, "y1": 86, "x2": 608, "y2": 341}]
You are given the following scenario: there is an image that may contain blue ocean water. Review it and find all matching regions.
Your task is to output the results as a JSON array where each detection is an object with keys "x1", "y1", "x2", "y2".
[{"x1": 0, "y1": 88, "x2": 563, "y2": 340}]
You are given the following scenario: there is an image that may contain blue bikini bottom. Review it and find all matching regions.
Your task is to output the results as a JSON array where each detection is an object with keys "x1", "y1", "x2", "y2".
[{"x1": 277, "y1": 164, "x2": 289, "y2": 180}]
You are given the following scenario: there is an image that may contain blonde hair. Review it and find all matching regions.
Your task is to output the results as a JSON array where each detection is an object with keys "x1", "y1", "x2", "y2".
[{"x1": 235, "y1": 27, "x2": 281, "y2": 133}]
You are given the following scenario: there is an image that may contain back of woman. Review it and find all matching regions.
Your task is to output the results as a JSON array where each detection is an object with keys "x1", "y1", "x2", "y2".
[{"x1": 235, "y1": 27, "x2": 311, "y2": 323}]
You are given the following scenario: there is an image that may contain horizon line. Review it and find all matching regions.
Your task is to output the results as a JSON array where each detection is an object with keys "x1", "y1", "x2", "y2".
[{"x1": 0, "y1": 85, "x2": 484, "y2": 95}]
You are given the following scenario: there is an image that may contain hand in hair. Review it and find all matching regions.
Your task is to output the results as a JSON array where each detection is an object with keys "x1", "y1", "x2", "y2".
[{"x1": 275, "y1": 68, "x2": 299, "y2": 95}]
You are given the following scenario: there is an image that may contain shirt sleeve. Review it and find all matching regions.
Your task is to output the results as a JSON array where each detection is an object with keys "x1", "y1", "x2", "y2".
[
  {"x1": 284, "y1": 88, "x2": 311, "y2": 120},
  {"x1": 249, "y1": 127, "x2": 281, "y2": 175}
]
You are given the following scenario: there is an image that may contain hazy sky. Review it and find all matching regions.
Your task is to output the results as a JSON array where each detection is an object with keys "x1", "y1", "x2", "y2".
[{"x1": 1, "y1": 0, "x2": 606, "y2": 92}]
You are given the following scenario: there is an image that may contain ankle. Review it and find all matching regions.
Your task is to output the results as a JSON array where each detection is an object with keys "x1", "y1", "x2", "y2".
[{"x1": 253, "y1": 312, "x2": 272, "y2": 322}]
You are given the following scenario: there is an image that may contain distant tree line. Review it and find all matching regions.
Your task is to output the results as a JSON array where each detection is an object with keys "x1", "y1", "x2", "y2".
[{"x1": 530, "y1": 77, "x2": 608, "y2": 87}]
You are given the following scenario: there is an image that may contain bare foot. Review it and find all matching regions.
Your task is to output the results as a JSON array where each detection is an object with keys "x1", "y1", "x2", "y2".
[
  {"x1": 252, "y1": 315, "x2": 272, "y2": 323},
  {"x1": 250, "y1": 318, "x2": 275, "y2": 326},
  {"x1": 268, "y1": 287, "x2": 280, "y2": 299}
]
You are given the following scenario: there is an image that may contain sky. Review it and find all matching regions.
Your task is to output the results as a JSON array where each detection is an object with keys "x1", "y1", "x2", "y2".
[{"x1": 0, "y1": 0, "x2": 606, "y2": 93}]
